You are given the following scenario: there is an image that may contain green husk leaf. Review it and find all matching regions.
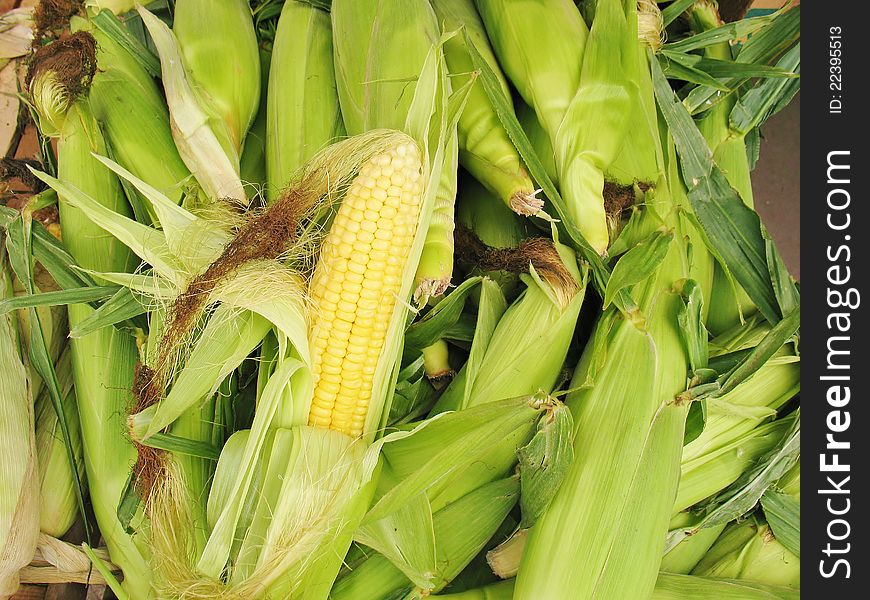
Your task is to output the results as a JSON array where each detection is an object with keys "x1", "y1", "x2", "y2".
[
  {"x1": 683, "y1": 399, "x2": 708, "y2": 445},
  {"x1": 760, "y1": 489, "x2": 800, "y2": 558},
  {"x1": 603, "y1": 229, "x2": 673, "y2": 309},
  {"x1": 517, "y1": 400, "x2": 574, "y2": 529},
  {"x1": 355, "y1": 492, "x2": 436, "y2": 589},
  {"x1": 763, "y1": 232, "x2": 799, "y2": 321},
  {"x1": 0, "y1": 208, "x2": 93, "y2": 290},
  {"x1": 29, "y1": 168, "x2": 185, "y2": 285},
  {"x1": 69, "y1": 287, "x2": 146, "y2": 338},
  {"x1": 135, "y1": 432, "x2": 221, "y2": 461},
  {"x1": 664, "y1": 13, "x2": 781, "y2": 53},
  {"x1": 660, "y1": 50, "x2": 797, "y2": 81},
  {"x1": 405, "y1": 276, "x2": 482, "y2": 350},
  {"x1": 683, "y1": 6, "x2": 800, "y2": 115},
  {"x1": 658, "y1": 56, "x2": 733, "y2": 91},
  {"x1": 678, "y1": 279, "x2": 708, "y2": 375},
  {"x1": 653, "y1": 573, "x2": 800, "y2": 599},
  {"x1": 661, "y1": 0, "x2": 696, "y2": 27},
  {"x1": 729, "y1": 44, "x2": 800, "y2": 135},
  {"x1": 116, "y1": 471, "x2": 140, "y2": 534},
  {"x1": 651, "y1": 54, "x2": 780, "y2": 324},
  {"x1": 90, "y1": 8, "x2": 161, "y2": 77},
  {"x1": 0, "y1": 286, "x2": 119, "y2": 314},
  {"x1": 713, "y1": 306, "x2": 799, "y2": 399}
]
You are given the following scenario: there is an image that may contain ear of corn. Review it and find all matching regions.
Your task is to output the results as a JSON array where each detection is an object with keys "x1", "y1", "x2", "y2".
[
  {"x1": 266, "y1": 0, "x2": 345, "y2": 200},
  {"x1": 332, "y1": 476, "x2": 519, "y2": 599},
  {"x1": 432, "y1": 240, "x2": 584, "y2": 414},
  {"x1": 34, "y1": 349, "x2": 85, "y2": 539},
  {"x1": 27, "y1": 41, "x2": 152, "y2": 596},
  {"x1": 432, "y1": 0, "x2": 539, "y2": 216},
  {"x1": 307, "y1": 138, "x2": 425, "y2": 438},
  {"x1": 474, "y1": 0, "x2": 587, "y2": 141},
  {"x1": 332, "y1": 0, "x2": 457, "y2": 300},
  {"x1": 692, "y1": 520, "x2": 800, "y2": 589},
  {"x1": 0, "y1": 248, "x2": 40, "y2": 598},
  {"x1": 475, "y1": 0, "x2": 616, "y2": 252},
  {"x1": 653, "y1": 573, "x2": 800, "y2": 600},
  {"x1": 138, "y1": 6, "x2": 247, "y2": 203},
  {"x1": 173, "y1": 0, "x2": 260, "y2": 154},
  {"x1": 332, "y1": 0, "x2": 439, "y2": 135},
  {"x1": 514, "y1": 16, "x2": 719, "y2": 587},
  {"x1": 70, "y1": 16, "x2": 190, "y2": 210}
]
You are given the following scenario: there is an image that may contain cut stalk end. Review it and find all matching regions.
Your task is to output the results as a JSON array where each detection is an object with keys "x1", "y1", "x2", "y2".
[{"x1": 509, "y1": 189, "x2": 544, "y2": 216}]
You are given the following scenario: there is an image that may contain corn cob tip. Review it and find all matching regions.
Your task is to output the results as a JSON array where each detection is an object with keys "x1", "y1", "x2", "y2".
[
  {"x1": 509, "y1": 189, "x2": 544, "y2": 216},
  {"x1": 638, "y1": 0, "x2": 665, "y2": 52},
  {"x1": 422, "y1": 340, "x2": 454, "y2": 389},
  {"x1": 25, "y1": 31, "x2": 97, "y2": 132},
  {"x1": 413, "y1": 277, "x2": 452, "y2": 305}
]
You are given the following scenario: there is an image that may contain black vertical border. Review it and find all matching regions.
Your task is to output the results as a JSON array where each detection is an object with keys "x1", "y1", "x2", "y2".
[{"x1": 803, "y1": 2, "x2": 868, "y2": 596}]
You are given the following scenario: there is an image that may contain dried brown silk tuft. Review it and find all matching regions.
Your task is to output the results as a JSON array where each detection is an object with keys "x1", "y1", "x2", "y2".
[
  {"x1": 130, "y1": 184, "x2": 320, "y2": 497},
  {"x1": 26, "y1": 30, "x2": 97, "y2": 101},
  {"x1": 33, "y1": 0, "x2": 84, "y2": 42},
  {"x1": 455, "y1": 224, "x2": 579, "y2": 298}
]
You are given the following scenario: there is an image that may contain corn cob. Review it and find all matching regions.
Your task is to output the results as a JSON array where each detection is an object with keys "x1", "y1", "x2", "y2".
[
  {"x1": 431, "y1": 0, "x2": 540, "y2": 215},
  {"x1": 308, "y1": 139, "x2": 424, "y2": 438},
  {"x1": 514, "y1": 7, "x2": 718, "y2": 594},
  {"x1": 266, "y1": 0, "x2": 344, "y2": 200},
  {"x1": 26, "y1": 35, "x2": 151, "y2": 597}
]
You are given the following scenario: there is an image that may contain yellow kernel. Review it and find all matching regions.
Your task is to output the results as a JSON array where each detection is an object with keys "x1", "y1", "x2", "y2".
[
  {"x1": 348, "y1": 260, "x2": 366, "y2": 275},
  {"x1": 345, "y1": 270, "x2": 364, "y2": 285}
]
